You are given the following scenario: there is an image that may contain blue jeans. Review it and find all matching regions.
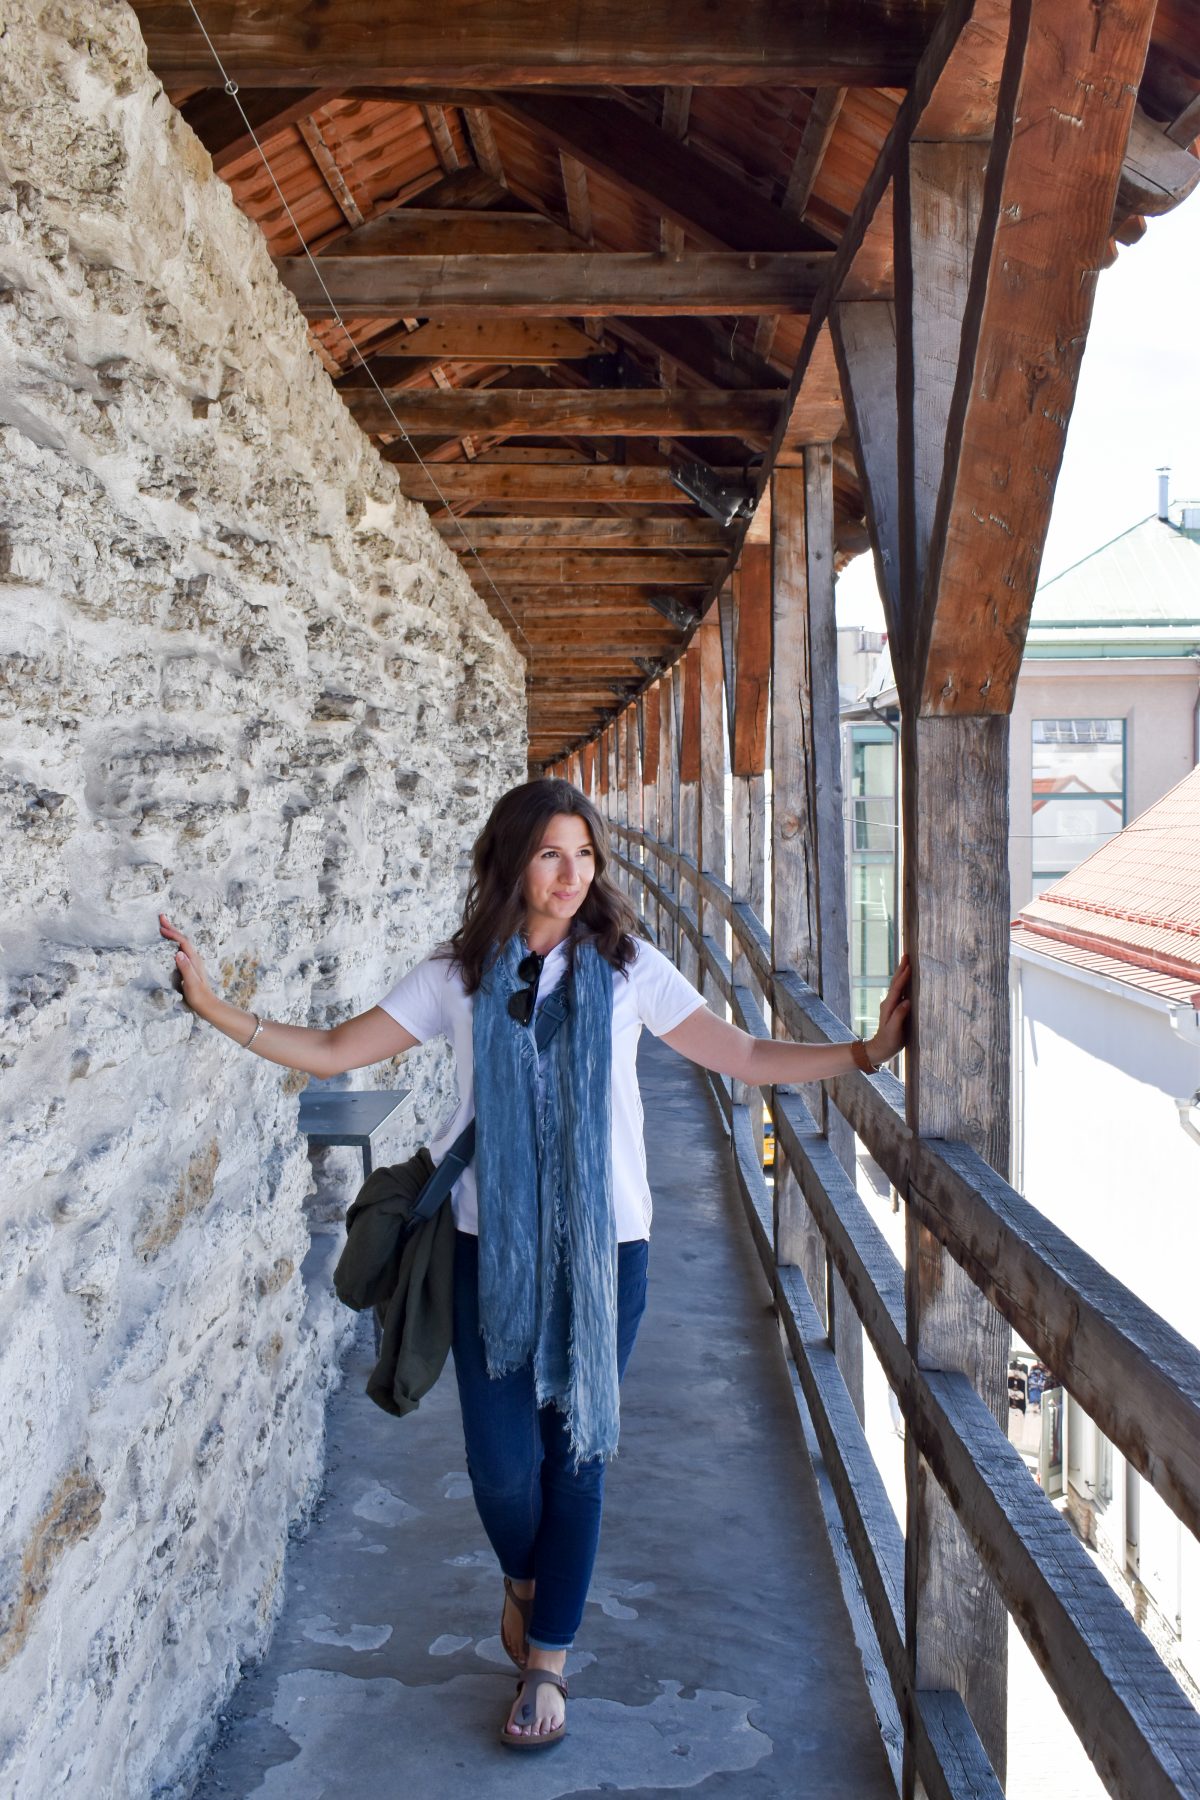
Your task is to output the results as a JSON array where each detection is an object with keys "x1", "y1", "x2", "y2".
[{"x1": 451, "y1": 1229, "x2": 649, "y2": 1650}]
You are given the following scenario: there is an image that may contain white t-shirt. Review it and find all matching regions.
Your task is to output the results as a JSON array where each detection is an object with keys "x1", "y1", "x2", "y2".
[{"x1": 376, "y1": 936, "x2": 705, "y2": 1241}]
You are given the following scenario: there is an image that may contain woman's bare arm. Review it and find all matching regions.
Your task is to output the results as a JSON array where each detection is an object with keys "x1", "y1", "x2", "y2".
[
  {"x1": 661, "y1": 956, "x2": 910, "y2": 1082},
  {"x1": 158, "y1": 914, "x2": 420, "y2": 1077}
]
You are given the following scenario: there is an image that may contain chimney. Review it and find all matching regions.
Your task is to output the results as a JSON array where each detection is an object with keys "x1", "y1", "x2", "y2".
[{"x1": 1158, "y1": 466, "x2": 1171, "y2": 521}]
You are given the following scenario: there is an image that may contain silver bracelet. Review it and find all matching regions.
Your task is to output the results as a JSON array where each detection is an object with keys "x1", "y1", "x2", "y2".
[{"x1": 243, "y1": 1013, "x2": 266, "y2": 1051}]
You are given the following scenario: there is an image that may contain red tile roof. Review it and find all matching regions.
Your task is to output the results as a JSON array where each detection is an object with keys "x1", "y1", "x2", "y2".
[{"x1": 1012, "y1": 764, "x2": 1200, "y2": 1008}]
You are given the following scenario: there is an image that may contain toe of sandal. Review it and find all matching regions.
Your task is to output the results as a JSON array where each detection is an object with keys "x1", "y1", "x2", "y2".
[{"x1": 499, "y1": 1667, "x2": 569, "y2": 1749}]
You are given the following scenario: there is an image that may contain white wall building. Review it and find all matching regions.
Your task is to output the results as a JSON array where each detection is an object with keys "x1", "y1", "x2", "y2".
[{"x1": 1011, "y1": 766, "x2": 1200, "y2": 1684}]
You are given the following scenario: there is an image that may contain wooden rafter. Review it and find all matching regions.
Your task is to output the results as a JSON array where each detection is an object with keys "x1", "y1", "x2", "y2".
[
  {"x1": 756, "y1": 86, "x2": 846, "y2": 359},
  {"x1": 559, "y1": 154, "x2": 594, "y2": 243},
  {"x1": 420, "y1": 104, "x2": 464, "y2": 173},
  {"x1": 296, "y1": 109, "x2": 372, "y2": 226},
  {"x1": 179, "y1": 87, "x2": 340, "y2": 171},
  {"x1": 322, "y1": 211, "x2": 576, "y2": 254},
  {"x1": 659, "y1": 87, "x2": 692, "y2": 259},
  {"x1": 491, "y1": 92, "x2": 833, "y2": 253},
  {"x1": 463, "y1": 106, "x2": 506, "y2": 183}
]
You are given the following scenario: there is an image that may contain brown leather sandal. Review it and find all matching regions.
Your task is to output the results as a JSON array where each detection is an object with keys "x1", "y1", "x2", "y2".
[
  {"x1": 499, "y1": 1666, "x2": 568, "y2": 1749},
  {"x1": 500, "y1": 1576, "x2": 532, "y2": 1670}
]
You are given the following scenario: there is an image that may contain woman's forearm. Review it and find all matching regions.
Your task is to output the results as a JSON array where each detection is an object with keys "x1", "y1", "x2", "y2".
[
  {"x1": 741, "y1": 1034, "x2": 866, "y2": 1086},
  {"x1": 194, "y1": 991, "x2": 337, "y2": 1078}
]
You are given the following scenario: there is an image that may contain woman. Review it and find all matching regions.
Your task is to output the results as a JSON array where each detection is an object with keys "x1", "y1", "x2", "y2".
[{"x1": 159, "y1": 778, "x2": 909, "y2": 1750}]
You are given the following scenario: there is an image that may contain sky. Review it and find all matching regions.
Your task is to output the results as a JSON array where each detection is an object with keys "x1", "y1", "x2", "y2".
[{"x1": 835, "y1": 192, "x2": 1200, "y2": 631}]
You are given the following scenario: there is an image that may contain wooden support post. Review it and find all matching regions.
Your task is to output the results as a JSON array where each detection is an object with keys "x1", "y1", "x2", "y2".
[
  {"x1": 771, "y1": 458, "x2": 862, "y2": 1417},
  {"x1": 641, "y1": 686, "x2": 661, "y2": 943},
  {"x1": 581, "y1": 739, "x2": 597, "y2": 802},
  {"x1": 697, "y1": 615, "x2": 727, "y2": 1013},
  {"x1": 730, "y1": 543, "x2": 771, "y2": 1142},
  {"x1": 678, "y1": 643, "x2": 701, "y2": 987},
  {"x1": 624, "y1": 706, "x2": 641, "y2": 916},
  {"x1": 659, "y1": 671, "x2": 679, "y2": 960},
  {"x1": 900, "y1": 715, "x2": 1011, "y2": 1792},
  {"x1": 893, "y1": 107, "x2": 1011, "y2": 1790}
]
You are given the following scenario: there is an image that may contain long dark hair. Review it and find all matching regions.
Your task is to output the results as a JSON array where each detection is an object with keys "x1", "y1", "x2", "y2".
[{"x1": 441, "y1": 779, "x2": 638, "y2": 993}]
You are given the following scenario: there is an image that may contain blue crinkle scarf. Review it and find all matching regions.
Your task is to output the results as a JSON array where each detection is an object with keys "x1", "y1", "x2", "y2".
[{"x1": 472, "y1": 934, "x2": 618, "y2": 1466}]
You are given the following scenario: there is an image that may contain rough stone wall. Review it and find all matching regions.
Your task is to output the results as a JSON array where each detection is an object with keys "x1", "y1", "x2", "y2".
[{"x1": 0, "y1": 3, "x2": 526, "y2": 1795}]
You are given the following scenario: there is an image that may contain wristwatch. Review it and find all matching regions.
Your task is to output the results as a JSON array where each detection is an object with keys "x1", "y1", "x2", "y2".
[{"x1": 850, "y1": 1037, "x2": 879, "y2": 1073}]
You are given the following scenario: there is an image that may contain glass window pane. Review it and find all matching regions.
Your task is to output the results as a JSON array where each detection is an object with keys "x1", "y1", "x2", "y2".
[
  {"x1": 1032, "y1": 718, "x2": 1124, "y2": 795},
  {"x1": 853, "y1": 795, "x2": 895, "y2": 852},
  {"x1": 1031, "y1": 795, "x2": 1123, "y2": 873}
]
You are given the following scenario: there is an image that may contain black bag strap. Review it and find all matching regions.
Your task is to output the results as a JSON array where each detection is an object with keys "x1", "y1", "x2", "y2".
[{"x1": 409, "y1": 981, "x2": 571, "y2": 1226}]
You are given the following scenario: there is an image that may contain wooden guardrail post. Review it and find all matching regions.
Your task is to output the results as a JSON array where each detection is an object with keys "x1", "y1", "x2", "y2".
[
  {"x1": 729, "y1": 543, "x2": 770, "y2": 1146},
  {"x1": 771, "y1": 455, "x2": 863, "y2": 1416},
  {"x1": 624, "y1": 703, "x2": 642, "y2": 919},
  {"x1": 641, "y1": 684, "x2": 661, "y2": 945},
  {"x1": 698, "y1": 613, "x2": 728, "y2": 1014},
  {"x1": 678, "y1": 640, "x2": 702, "y2": 988}
]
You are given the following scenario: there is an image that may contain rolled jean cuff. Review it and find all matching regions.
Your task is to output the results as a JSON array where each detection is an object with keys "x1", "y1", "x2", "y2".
[{"x1": 527, "y1": 1633, "x2": 574, "y2": 1652}]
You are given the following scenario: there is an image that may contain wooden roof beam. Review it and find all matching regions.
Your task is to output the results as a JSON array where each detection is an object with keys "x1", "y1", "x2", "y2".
[
  {"x1": 470, "y1": 553, "x2": 723, "y2": 583},
  {"x1": 392, "y1": 463, "x2": 730, "y2": 504},
  {"x1": 434, "y1": 516, "x2": 729, "y2": 550},
  {"x1": 131, "y1": 2, "x2": 944, "y2": 87},
  {"x1": 341, "y1": 387, "x2": 781, "y2": 438},
  {"x1": 274, "y1": 251, "x2": 844, "y2": 316}
]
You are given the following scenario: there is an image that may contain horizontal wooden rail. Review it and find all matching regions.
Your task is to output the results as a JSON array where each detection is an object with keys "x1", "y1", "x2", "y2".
[
  {"x1": 613, "y1": 825, "x2": 1200, "y2": 1800},
  {"x1": 613, "y1": 825, "x2": 1200, "y2": 1546}
]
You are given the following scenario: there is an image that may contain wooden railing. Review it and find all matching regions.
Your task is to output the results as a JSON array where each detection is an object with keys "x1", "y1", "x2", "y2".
[{"x1": 613, "y1": 821, "x2": 1200, "y2": 1800}]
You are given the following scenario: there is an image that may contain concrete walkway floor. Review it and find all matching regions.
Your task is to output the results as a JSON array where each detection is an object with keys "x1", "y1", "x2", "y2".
[{"x1": 192, "y1": 1036, "x2": 895, "y2": 1799}]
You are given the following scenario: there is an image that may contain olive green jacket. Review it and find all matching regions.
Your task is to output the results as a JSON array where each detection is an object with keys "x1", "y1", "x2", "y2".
[{"x1": 333, "y1": 1148, "x2": 456, "y2": 1417}]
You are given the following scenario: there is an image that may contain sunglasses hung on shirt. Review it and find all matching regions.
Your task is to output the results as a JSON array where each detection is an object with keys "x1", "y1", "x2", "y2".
[{"x1": 507, "y1": 951, "x2": 545, "y2": 1027}]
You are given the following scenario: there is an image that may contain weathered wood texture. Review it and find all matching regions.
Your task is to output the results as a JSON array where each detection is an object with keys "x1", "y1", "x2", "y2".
[
  {"x1": 697, "y1": 616, "x2": 727, "y2": 1012},
  {"x1": 902, "y1": 712, "x2": 1010, "y2": 1791},
  {"x1": 914, "y1": 0, "x2": 1161, "y2": 714},
  {"x1": 342, "y1": 387, "x2": 782, "y2": 436},
  {"x1": 437, "y1": 517, "x2": 731, "y2": 551},
  {"x1": 831, "y1": 300, "x2": 901, "y2": 639},
  {"x1": 770, "y1": 466, "x2": 826, "y2": 1317},
  {"x1": 133, "y1": 1, "x2": 944, "y2": 86},
  {"x1": 391, "y1": 464, "x2": 733, "y2": 504},
  {"x1": 275, "y1": 252, "x2": 839, "y2": 316},
  {"x1": 490, "y1": 91, "x2": 832, "y2": 254},
  {"x1": 731, "y1": 544, "x2": 771, "y2": 778},
  {"x1": 613, "y1": 817, "x2": 1200, "y2": 1800}
]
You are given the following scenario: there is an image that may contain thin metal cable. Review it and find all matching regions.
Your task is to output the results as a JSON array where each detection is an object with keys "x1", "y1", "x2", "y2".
[{"x1": 182, "y1": 0, "x2": 534, "y2": 661}]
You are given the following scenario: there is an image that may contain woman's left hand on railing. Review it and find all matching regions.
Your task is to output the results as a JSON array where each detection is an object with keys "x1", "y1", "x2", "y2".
[{"x1": 868, "y1": 955, "x2": 911, "y2": 1067}]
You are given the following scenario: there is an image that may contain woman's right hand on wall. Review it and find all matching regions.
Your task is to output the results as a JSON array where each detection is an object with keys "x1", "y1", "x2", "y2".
[{"x1": 159, "y1": 914, "x2": 216, "y2": 1018}]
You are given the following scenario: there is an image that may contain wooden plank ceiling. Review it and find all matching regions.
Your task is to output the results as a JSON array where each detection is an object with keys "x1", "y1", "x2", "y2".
[{"x1": 131, "y1": 1, "x2": 1200, "y2": 766}]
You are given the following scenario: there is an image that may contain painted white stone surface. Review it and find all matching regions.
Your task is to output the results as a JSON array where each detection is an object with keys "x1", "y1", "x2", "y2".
[{"x1": 0, "y1": 3, "x2": 525, "y2": 1795}]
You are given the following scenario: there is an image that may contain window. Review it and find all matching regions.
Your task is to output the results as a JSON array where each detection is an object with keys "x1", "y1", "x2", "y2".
[
  {"x1": 848, "y1": 725, "x2": 897, "y2": 1038},
  {"x1": 1031, "y1": 718, "x2": 1125, "y2": 890}
]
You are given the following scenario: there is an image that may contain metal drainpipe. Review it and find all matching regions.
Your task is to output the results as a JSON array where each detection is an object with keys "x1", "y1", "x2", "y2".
[{"x1": 1177, "y1": 1089, "x2": 1200, "y2": 1149}]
